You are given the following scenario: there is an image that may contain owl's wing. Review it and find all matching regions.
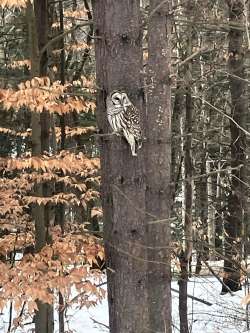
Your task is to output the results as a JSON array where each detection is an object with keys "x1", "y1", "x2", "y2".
[{"x1": 124, "y1": 104, "x2": 142, "y2": 140}]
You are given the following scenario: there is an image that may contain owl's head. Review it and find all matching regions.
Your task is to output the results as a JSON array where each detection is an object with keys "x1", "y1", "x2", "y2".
[{"x1": 107, "y1": 90, "x2": 131, "y2": 108}]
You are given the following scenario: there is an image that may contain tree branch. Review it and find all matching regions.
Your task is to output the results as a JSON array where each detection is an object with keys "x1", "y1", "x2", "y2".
[
  {"x1": 203, "y1": 261, "x2": 233, "y2": 296},
  {"x1": 39, "y1": 21, "x2": 93, "y2": 61},
  {"x1": 171, "y1": 288, "x2": 213, "y2": 306},
  {"x1": 195, "y1": 96, "x2": 250, "y2": 137},
  {"x1": 173, "y1": 47, "x2": 211, "y2": 68}
]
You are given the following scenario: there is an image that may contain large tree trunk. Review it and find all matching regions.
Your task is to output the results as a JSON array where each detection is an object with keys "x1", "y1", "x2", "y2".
[
  {"x1": 146, "y1": 1, "x2": 172, "y2": 332},
  {"x1": 222, "y1": 0, "x2": 246, "y2": 294},
  {"x1": 92, "y1": 1, "x2": 148, "y2": 332}
]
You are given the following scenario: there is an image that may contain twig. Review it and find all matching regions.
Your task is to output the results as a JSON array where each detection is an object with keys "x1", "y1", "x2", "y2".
[
  {"x1": 92, "y1": 132, "x2": 117, "y2": 138},
  {"x1": 174, "y1": 47, "x2": 210, "y2": 68},
  {"x1": 148, "y1": 0, "x2": 169, "y2": 20},
  {"x1": 7, "y1": 302, "x2": 13, "y2": 333},
  {"x1": 64, "y1": 281, "x2": 107, "y2": 310},
  {"x1": 191, "y1": 164, "x2": 243, "y2": 181},
  {"x1": 141, "y1": 0, "x2": 181, "y2": 29},
  {"x1": 17, "y1": 301, "x2": 26, "y2": 322},
  {"x1": 90, "y1": 317, "x2": 109, "y2": 330},
  {"x1": 195, "y1": 96, "x2": 250, "y2": 137},
  {"x1": 217, "y1": 69, "x2": 250, "y2": 84}
]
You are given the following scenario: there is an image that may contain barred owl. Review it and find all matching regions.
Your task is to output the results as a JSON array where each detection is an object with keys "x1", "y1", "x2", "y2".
[{"x1": 106, "y1": 90, "x2": 142, "y2": 156}]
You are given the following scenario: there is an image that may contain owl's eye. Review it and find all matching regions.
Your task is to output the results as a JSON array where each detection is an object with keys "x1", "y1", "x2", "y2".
[{"x1": 113, "y1": 96, "x2": 121, "y2": 104}]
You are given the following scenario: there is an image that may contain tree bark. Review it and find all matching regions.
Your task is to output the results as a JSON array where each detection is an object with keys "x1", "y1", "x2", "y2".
[
  {"x1": 222, "y1": 0, "x2": 246, "y2": 293},
  {"x1": 207, "y1": 161, "x2": 215, "y2": 261},
  {"x1": 27, "y1": 1, "x2": 54, "y2": 331},
  {"x1": 57, "y1": 3, "x2": 65, "y2": 331},
  {"x1": 146, "y1": 1, "x2": 172, "y2": 332},
  {"x1": 179, "y1": 86, "x2": 193, "y2": 333},
  {"x1": 92, "y1": 1, "x2": 148, "y2": 332},
  {"x1": 178, "y1": 2, "x2": 194, "y2": 331}
]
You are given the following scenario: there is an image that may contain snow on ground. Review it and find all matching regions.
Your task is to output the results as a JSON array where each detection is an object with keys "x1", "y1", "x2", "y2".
[
  {"x1": 172, "y1": 277, "x2": 248, "y2": 333},
  {"x1": 0, "y1": 276, "x2": 249, "y2": 332}
]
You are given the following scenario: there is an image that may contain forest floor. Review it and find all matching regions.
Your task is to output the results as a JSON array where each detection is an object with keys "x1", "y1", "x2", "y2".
[{"x1": 1, "y1": 275, "x2": 249, "y2": 332}]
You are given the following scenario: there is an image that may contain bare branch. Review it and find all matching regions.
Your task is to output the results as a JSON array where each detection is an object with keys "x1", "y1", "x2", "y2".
[
  {"x1": 39, "y1": 21, "x2": 93, "y2": 61},
  {"x1": 195, "y1": 96, "x2": 250, "y2": 137},
  {"x1": 203, "y1": 261, "x2": 234, "y2": 296},
  {"x1": 171, "y1": 288, "x2": 213, "y2": 306},
  {"x1": 173, "y1": 47, "x2": 211, "y2": 69}
]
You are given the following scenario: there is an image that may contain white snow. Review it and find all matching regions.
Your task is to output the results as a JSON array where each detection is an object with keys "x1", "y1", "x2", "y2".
[{"x1": 1, "y1": 276, "x2": 249, "y2": 332}]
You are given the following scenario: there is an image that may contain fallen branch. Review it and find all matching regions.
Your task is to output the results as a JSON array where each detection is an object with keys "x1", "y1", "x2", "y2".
[
  {"x1": 96, "y1": 280, "x2": 213, "y2": 306},
  {"x1": 171, "y1": 287, "x2": 213, "y2": 306}
]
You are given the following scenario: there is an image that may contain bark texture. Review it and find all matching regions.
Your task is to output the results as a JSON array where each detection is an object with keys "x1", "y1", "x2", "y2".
[
  {"x1": 92, "y1": 1, "x2": 148, "y2": 332},
  {"x1": 27, "y1": 1, "x2": 54, "y2": 331},
  {"x1": 146, "y1": 1, "x2": 172, "y2": 332},
  {"x1": 177, "y1": 2, "x2": 194, "y2": 331},
  {"x1": 222, "y1": 0, "x2": 246, "y2": 293}
]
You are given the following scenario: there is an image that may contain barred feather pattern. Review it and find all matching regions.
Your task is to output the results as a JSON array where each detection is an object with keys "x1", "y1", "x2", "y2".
[{"x1": 106, "y1": 90, "x2": 142, "y2": 156}]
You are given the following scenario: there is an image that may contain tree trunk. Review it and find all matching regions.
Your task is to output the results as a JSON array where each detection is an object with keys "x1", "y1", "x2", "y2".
[
  {"x1": 146, "y1": 1, "x2": 172, "y2": 332},
  {"x1": 178, "y1": 2, "x2": 194, "y2": 331},
  {"x1": 195, "y1": 151, "x2": 207, "y2": 275},
  {"x1": 222, "y1": 0, "x2": 246, "y2": 294},
  {"x1": 92, "y1": 1, "x2": 148, "y2": 332},
  {"x1": 27, "y1": 1, "x2": 54, "y2": 331},
  {"x1": 179, "y1": 87, "x2": 193, "y2": 333},
  {"x1": 171, "y1": 84, "x2": 184, "y2": 204},
  {"x1": 215, "y1": 119, "x2": 225, "y2": 257},
  {"x1": 57, "y1": 3, "x2": 65, "y2": 331},
  {"x1": 207, "y1": 160, "x2": 215, "y2": 261}
]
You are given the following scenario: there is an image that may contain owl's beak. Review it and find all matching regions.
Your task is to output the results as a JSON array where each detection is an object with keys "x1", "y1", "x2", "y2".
[{"x1": 122, "y1": 97, "x2": 130, "y2": 107}]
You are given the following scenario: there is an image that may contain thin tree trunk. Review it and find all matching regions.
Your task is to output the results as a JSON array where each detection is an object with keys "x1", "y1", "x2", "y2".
[
  {"x1": 146, "y1": 1, "x2": 172, "y2": 332},
  {"x1": 222, "y1": 0, "x2": 246, "y2": 294},
  {"x1": 215, "y1": 118, "x2": 224, "y2": 257},
  {"x1": 58, "y1": 2, "x2": 65, "y2": 331},
  {"x1": 179, "y1": 88, "x2": 193, "y2": 333},
  {"x1": 92, "y1": 1, "x2": 148, "y2": 332},
  {"x1": 171, "y1": 83, "x2": 185, "y2": 204},
  {"x1": 27, "y1": 1, "x2": 54, "y2": 331},
  {"x1": 244, "y1": 2, "x2": 250, "y2": 265},
  {"x1": 207, "y1": 160, "x2": 215, "y2": 261},
  {"x1": 26, "y1": 0, "x2": 46, "y2": 256},
  {"x1": 178, "y1": 2, "x2": 193, "y2": 331},
  {"x1": 195, "y1": 151, "x2": 207, "y2": 275},
  {"x1": 195, "y1": 47, "x2": 208, "y2": 271}
]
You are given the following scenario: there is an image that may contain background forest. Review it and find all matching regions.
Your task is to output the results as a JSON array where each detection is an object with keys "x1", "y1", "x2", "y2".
[{"x1": 0, "y1": 0, "x2": 249, "y2": 332}]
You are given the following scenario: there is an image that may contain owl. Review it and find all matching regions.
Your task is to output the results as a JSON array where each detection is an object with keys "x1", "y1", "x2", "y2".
[{"x1": 106, "y1": 90, "x2": 142, "y2": 156}]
